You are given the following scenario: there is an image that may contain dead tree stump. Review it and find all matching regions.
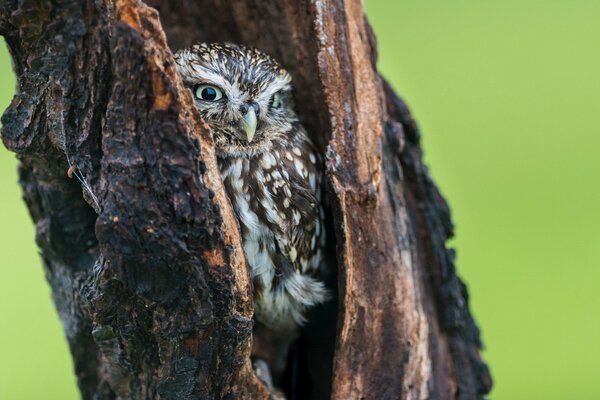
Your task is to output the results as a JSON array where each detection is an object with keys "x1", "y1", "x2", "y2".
[{"x1": 0, "y1": 0, "x2": 491, "y2": 398}]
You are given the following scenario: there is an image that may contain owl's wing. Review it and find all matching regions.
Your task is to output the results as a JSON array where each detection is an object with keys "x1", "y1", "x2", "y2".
[
  {"x1": 257, "y1": 135, "x2": 329, "y2": 321},
  {"x1": 288, "y1": 173, "x2": 319, "y2": 256},
  {"x1": 269, "y1": 139, "x2": 322, "y2": 276}
]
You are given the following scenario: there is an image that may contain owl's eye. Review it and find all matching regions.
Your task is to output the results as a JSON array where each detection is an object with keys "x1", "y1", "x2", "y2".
[
  {"x1": 194, "y1": 85, "x2": 224, "y2": 101},
  {"x1": 271, "y1": 92, "x2": 282, "y2": 109}
]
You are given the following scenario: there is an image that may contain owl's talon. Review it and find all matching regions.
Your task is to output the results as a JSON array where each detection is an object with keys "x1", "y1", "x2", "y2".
[
  {"x1": 252, "y1": 358, "x2": 286, "y2": 399},
  {"x1": 253, "y1": 358, "x2": 274, "y2": 389}
]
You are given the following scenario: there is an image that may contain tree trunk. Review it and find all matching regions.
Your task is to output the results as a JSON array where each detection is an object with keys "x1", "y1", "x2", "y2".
[{"x1": 0, "y1": 0, "x2": 491, "y2": 399}]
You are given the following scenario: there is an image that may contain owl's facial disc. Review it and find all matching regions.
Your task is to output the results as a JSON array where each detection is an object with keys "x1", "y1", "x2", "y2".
[
  {"x1": 175, "y1": 43, "x2": 298, "y2": 155},
  {"x1": 192, "y1": 83, "x2": 254, "y2": 142}
]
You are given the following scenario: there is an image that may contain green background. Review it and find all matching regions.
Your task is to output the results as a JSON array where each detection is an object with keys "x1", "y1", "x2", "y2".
[{"x1": 1, "y1": 1, "x2": 599, "y2": 398}]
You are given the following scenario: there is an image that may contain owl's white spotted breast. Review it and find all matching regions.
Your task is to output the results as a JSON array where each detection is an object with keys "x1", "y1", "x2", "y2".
[{"x1": 219, "y1": 130, "x2": 328, "y2": 332}]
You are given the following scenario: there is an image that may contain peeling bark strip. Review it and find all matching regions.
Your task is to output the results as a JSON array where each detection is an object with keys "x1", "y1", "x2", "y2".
[{"x1": 1, "y1": 0, "x2": 491, "y2": 399}]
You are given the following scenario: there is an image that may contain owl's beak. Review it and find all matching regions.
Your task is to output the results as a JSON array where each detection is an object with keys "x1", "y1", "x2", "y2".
[{"x1": 241, "y1": 107, "x2": 257, "y2": 142}]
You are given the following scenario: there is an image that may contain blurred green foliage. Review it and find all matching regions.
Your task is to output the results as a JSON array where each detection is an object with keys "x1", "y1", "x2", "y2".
[
  {"x1": 0, "y1": 44, "x2": 80, "y2": 398},
  {"x1": 1, "y1": 1, "x2": 599, "y2": 398}
]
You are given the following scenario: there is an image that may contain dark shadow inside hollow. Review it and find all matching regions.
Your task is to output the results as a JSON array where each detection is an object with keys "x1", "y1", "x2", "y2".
[{"x1": 146, "y1": 1, "x2": 339, "y2": 398}]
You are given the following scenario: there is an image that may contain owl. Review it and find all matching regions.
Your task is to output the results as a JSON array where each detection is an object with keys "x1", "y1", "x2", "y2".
[{"x1": 174, "y1": 43, "x2": 328, "y2": 334}]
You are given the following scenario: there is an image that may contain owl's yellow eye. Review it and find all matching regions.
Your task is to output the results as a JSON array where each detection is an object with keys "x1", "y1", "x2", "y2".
[
  {"x1": 194, "y1": 85, "x2": 224, "y2": 101},
  {"x1": 271, "y1": 92, "x2": 282, "y2": 109}
]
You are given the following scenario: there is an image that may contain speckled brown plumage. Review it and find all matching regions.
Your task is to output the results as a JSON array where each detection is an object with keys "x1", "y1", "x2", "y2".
[{"x1": 175, "y1": 43, "x2": 328, "y2": 332}]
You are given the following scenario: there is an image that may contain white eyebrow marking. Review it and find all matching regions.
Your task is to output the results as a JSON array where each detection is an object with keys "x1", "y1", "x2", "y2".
[
  {"x1": 175, "y1": 48, "x2": 292, "y2": 109},
  {"x1": 191, "y1": 65, "x2": 229, "y2": 88},
  {"x1": 254, "y1": 75, "x2": 292, "y2": 103}
]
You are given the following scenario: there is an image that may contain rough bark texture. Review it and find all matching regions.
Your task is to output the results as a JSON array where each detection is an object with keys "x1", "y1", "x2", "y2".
[{"x1": 0, "y1": 0, "x2": 491, "y2": 399}]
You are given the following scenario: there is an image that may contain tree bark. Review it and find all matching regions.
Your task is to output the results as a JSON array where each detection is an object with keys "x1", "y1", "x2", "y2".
[{"x1": 0, "y1": 0, "x2": 491, "y2": 399}]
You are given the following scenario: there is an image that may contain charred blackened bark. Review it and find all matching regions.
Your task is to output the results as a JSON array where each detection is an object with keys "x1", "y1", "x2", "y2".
[{"x1": 0, "y1": 0, "x2": 491, "y2": 399}]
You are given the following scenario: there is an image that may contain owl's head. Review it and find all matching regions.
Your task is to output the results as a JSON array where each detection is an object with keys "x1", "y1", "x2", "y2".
[{"x1": 175, "y1": 43, "x2": 297, "y2": 157}]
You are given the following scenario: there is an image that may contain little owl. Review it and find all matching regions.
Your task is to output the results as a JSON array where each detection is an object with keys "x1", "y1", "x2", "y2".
[{"x1": 174, "y1": 43, "x2": 328, "y2": 338}]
